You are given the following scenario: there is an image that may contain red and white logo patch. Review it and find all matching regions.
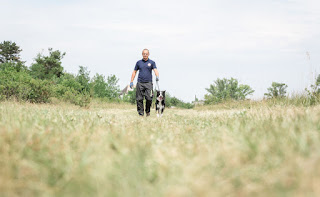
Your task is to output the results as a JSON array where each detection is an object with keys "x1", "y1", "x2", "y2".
[{"x1": 148, "y1": 63, "x2": 151, "y2": 67}]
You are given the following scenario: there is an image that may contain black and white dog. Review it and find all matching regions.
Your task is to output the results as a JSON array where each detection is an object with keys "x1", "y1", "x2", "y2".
[{"x1": 155, "y1": 90, "x2": 165, "y2": 117}]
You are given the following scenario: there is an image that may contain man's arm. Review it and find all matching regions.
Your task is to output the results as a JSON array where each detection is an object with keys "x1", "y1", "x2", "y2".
[
  {"x1": 131, "y1": 70, "x2": 137, "y2": 83},
  {"x1": 153, "y1": 68, "x2": 159, "y2": 78},
  {"x1": 130, "y1": 70, "x2": 137, "y2": 88}
]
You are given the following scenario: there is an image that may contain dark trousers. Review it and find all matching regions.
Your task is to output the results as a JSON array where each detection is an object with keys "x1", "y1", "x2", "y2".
[{"x1": 136, "y1": 82, "x2": 153, "y2": 115}]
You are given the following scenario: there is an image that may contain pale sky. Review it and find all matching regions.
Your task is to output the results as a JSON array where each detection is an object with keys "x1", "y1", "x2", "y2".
[{"x1": 1, "y1": 0, "x2": 320, "y2": 102}]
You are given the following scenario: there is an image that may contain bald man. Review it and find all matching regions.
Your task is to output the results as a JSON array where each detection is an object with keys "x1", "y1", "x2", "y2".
[{"x1": 130, "y1": 49, "x2": 159, "y2": 116}]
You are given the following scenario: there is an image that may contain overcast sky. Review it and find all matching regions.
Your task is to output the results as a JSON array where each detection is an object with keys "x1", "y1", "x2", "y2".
[{"x1": 1, "y1": 0, "x2": 320, "y2": 102}]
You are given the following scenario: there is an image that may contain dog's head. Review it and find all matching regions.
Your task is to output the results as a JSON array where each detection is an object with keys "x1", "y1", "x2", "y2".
[{"x1": 156, "y1": 90, "x2": 166, "y2": 102}]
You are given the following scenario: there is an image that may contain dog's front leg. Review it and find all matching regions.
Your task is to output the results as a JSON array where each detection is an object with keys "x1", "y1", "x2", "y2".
[
  {"x1": 159, "y1": 105, "x2": 163, "y2": 118},
  {"x1": 156, "y1": 104, "x2": 160, "y2": 117}
]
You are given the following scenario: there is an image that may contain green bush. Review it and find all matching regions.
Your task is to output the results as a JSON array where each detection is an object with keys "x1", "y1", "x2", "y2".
[
  {"x1": 51, "y1": 85, "x2": 90, "y2": 107},
  {"x1": 27, "y1": 79, "x2": 53, "y2": 103},
  {"x1": 56, "y1": 73, "x2": 83, "y2": 93},
  {"x1": 51, "y1": 76, "x2": 92, "y2": 107},
  {"x1": 0, "y1": 61, "x2": 27, "y2": 72},
  {"x1": 0, "y1": 66, "x2": 32, "y2": 101},
  {"x1": 0, "y1": 66, "x2": 54, "y2": 103},
  {"x1": 264, "y1": 82, "x2": 288, "y2": 99},
  {"x1": 205, "y1": 78, "x2": 254, "y2": 104},
  {"x1": 164, "y1": 92, "x2": 194, "y2": 109},
  {"x1": 0, "y1": 67, "x2": 53, "y2": 102},
  {"x1": 62, "y1": 89, "x2": 91, "y2": 107},
  {"x1": 0, "y1": 65, "x2": 91, "y2": 106}
]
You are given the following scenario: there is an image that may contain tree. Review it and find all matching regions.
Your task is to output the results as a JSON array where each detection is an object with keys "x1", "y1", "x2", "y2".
[
  {"x1": 205, "y1": 78, "x2": 254, "y2": 104},
  {"x1": 105, "y1": 74, "x2": 120, "y2": 99},
  {"x1": 0, "y1": 41, "x2": 22, "y2": 63},
  {"x1": 92, "y1": 74, "x2": 120, "y2": 99},
  {"x1": 92, "y1": 74, "x2": 107, "y2": 98},
  {"x1": 0, "y1": 41, "x2": 26, "y2": 72},
  {"x1": 264, "y1": 82, "x2": 288, "y2": 98},
  {"x1": 30, "y1": 48, "x2": 65, "y2": 79},
  {"x1": 76, "y1": 66, "x2": 91, "y2": 92}
]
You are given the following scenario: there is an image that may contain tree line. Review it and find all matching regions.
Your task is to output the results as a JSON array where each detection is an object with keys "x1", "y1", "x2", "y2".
[
  {"x1": 1, "y1": 40, "x2": 319, "y2": 107},
  {"x1": 0, "y1": 41, "x2": 129, "y2": 106}
]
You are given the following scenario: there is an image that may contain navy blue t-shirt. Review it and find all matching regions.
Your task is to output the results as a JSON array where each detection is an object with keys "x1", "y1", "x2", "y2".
[{"x1": 134, "y1": 59, "x2": 157, "y2": 83}]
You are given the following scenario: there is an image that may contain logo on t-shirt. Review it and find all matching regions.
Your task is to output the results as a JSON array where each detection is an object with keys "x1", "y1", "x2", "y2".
[{"x1": 148, "y1": 63, "x2": 151, "y2": 67}]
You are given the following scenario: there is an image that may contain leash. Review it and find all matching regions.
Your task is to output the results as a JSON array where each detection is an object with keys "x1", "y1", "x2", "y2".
[{"x1": 156, "y1": 80, "x2": 160, "y2": 92}]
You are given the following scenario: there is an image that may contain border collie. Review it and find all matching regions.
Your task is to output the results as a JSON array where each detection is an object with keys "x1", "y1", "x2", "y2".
[{"x1": 155, "y1": 90, "x2": 165, "y2": 117}]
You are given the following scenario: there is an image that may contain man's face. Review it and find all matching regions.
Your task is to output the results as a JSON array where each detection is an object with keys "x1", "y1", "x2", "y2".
[{"x1": 142, "y1": 50, "x2": 149, "y2": 60}]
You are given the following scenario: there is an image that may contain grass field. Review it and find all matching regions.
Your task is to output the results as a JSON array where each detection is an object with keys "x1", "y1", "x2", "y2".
[{"x1": 1, "y1": 100, "x2": 320, "y2": 197}]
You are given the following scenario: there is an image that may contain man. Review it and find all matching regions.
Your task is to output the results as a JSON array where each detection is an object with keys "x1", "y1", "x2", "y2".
[{"x1": 130, "y1": 49, "x2": 159, "y2": 116}]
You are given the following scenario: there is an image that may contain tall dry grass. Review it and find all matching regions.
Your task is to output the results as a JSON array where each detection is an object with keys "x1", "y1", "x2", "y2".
[{"x1": 1, "y1": 100, "x2": 320, "y2": 196}]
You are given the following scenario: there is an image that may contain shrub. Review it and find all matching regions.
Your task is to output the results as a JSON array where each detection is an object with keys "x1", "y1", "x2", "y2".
[
  {"x1": 165, "y1": 93, "x2": 194, "y2": 109},
  {"x1": 0, "y1": 61, "x2": 27, "y2": 72},
  {"x1": 264, "y1": 82, "x2": 288, "y2": 99},
  {"x1": 62, "y1": 89, "x2": 91, "y2": 107},
  {"x1": 205, "y1": 78, "x2": 254, "y2": 104},
  {"x1": 57, "y1": 73, "x2": 83, "y2": 93},
  {"x1": 0, "y1": 66, "x2": 32, "y2": 101},
  {"x1": 0, "y1": 66, "x2": 53, "y2": 103},
  {"x1": 27, "y1": 79, "x2": 53, "y2": 103},
  {"x1": 51, "y1": 74, "x2": 92, "y2": 107}
]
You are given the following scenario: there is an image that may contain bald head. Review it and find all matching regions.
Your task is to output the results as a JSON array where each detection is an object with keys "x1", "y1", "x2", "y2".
[
  {"x1": 142, "y1": 49, "x2": 149, "y2": 61},
  {"x1": 142, "y1": 49, "x2": 149, "y2": 54}
]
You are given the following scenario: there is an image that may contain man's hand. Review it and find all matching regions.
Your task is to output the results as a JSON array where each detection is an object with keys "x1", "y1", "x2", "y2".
[
  {"x1": 153, "y1": 69, "x2": 159, "y2": 81},
  {"x1": 130, "y1": 82, "x2": 133, "y2": 89}
]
